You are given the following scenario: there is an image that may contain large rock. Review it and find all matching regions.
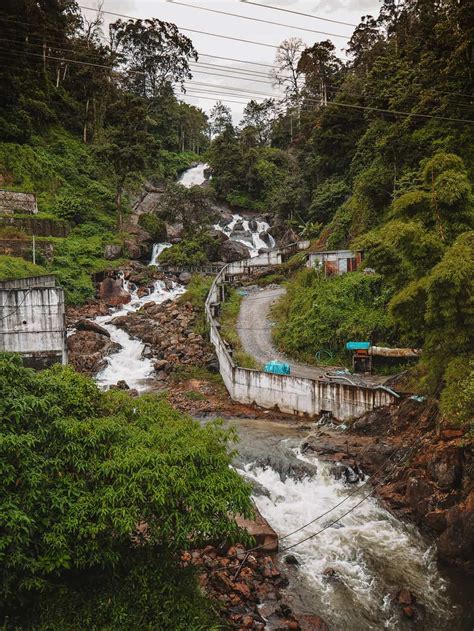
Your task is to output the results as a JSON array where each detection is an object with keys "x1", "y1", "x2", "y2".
[
  {"x1": 99, "y1": 277, "x2": 131, "y2": 307},
  {"x1": 75, "y1": 319, "x2": 110, "y2": 338},
  {"x1": 166, "y1": 222, "x2": 184, "y2": 240},
  {"x1": 104, "y1": 243, "x2": 123, "y2": 260},
  {"x1": 260, "y1": 230, "x2": 273, "y2": 246},
  {"x1": 179, "y1": 271, "x2": 192, "y2": 285},
  {"x1": 68, "y1": 330, "x2": 120, "y2": 374},
  {"x1": 219, "y1": 240, "x2": 251, "y2": 263},
  {"x1": 428, "y1": 447, "x2": 463, "y2": 491}
]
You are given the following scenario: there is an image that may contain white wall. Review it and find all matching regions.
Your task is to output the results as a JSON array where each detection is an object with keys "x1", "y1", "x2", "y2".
[{"x1": 0, "y1": 285, "x2": 67, "y2": 365}]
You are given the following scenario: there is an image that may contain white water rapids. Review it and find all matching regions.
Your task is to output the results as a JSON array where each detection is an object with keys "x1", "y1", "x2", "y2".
[
  {"x1": 227, "y1": 420, "x2": 469, "y2": 631},
  {"x1": 94, "y1": 278, "x2": 185, "y2": 391},
  {"x1": 178, "y1": 162, "x2": 209, "y2": 187},
  {"x1": 213, "y1": 214, "x2": 276, "y2": 258}
]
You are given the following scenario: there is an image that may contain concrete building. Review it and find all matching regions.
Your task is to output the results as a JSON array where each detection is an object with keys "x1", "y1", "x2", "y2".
[
  {"x1": 0, "y1": 274, "x2": 67, "y2": 368},
  {"x1": 307, "y1": 249, "x2": 363, "y2": 275}
]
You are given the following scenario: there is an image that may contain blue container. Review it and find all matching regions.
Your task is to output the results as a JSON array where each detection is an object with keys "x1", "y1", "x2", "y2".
[
  {"x1": 346, "y1": 341, "x2": 371, "y2": 351},
  {"x1": 264, "y1": 360, "x2": 291, "y2": 375}
]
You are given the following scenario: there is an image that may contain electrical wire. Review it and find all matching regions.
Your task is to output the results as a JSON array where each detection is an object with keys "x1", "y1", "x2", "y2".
[
  {"x1": 239, "y1": 0, "x2": 357, "y2": 28},
  {"x1": 166, "y1": 0, "x2": 351, "y2": 39},
  {"x1": 78, "y1": 4, "x2": 281, "y2": 49},
  {"x1": 1, "y1": 44, "x2": 472, "y2": 124},
  {"x1": 204, "y1": 437, "x2": 421, "y2": 576}
]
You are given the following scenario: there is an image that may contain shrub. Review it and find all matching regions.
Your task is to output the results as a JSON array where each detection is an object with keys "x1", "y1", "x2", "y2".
[
  {"x1": 0, "y1": 255, "x2": 46, "y2": 280},
  {"x1": 0, "y1": 356, "x2": 252, "y2": 627},
  {"x1": 138, "y1": 213, "x2": 167, "y2": 241}
]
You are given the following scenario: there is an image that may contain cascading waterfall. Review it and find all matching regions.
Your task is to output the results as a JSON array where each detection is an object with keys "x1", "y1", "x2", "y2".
[
  {"x1": 178, "y1": 162, "x2": 209, "y2": 187},
  {"x1": 214, "y1": 213, "x2": 276, "y2": 258},
  {"x1": 149, "y1": 163, "x2": 210, "y2": 267},
  {"x1": 94, "y1": 278, "x2": 185, "y2": 391},
  {"x1": 149, "y1": 242, "x2": 172, "y2": 266}
]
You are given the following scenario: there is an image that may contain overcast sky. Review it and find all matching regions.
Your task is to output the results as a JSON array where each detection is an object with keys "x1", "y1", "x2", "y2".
[{"x1": 81, "y1": 0, "x2": 382, "y2": 121}]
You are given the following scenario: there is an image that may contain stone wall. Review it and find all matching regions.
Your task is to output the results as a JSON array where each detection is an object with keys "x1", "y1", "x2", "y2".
[
  {"x1": 205, "y1": 242, "x2": 398, "y2": 420},
  {"x1": 0, "y1": 190, "x2": 38, "y2": 214}
]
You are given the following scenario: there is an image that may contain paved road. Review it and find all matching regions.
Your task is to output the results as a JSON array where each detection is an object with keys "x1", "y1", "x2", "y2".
[
  {"x1": 236, "y1": 286, "x2": 333, "y2": 380},
  {"x1": 236, "y1": 286, "x2": 387, "y2": 385}
]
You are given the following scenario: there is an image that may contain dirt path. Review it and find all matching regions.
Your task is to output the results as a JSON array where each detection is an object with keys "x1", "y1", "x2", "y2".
[{"x1": 236, "y1": 286, "x2": 333, "y2": 380}]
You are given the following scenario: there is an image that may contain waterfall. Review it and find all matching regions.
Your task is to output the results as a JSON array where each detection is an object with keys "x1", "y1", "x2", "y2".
[
  {"x1": 149, "y1": 242, "x2": 172, "y2": 266},
  {"x1": 93, "y1": 279, "x2": 185, "y2": 391},
  {"x1": 213, "y1": 214, "x2": 276, "y2": 258},
  {"x1": 178, "y1": 163, "x2": 209, "y2": 188}
]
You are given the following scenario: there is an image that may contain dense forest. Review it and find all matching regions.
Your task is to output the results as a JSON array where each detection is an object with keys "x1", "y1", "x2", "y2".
[{"x1": 0, "y1": 0, "x2": 473, "y2": 627}]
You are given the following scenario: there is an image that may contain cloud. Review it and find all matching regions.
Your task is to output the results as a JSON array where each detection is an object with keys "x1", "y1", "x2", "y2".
[{"x1": 311, "y1": 0, "x2": 379, "y2": 13}]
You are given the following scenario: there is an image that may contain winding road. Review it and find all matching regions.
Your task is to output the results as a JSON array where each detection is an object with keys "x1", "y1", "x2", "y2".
[
  {"x1": 236, "y1": 286, "x2": 332, "y2": 380},
  {"x1": 236, "y1": 286, "x2": 387, "y2": 385}
]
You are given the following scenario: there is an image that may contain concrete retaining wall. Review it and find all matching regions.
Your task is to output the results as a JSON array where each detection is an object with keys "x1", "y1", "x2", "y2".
[
  {"x1": 0, "y1": 275, "x2": 67, "y2": 368},
  {"x1": 205, "y1": 242, "x2": 398, "y2": 420}
]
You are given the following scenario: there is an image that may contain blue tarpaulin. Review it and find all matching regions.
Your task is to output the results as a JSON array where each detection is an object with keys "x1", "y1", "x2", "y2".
[
  {"x1": 264, "y1": 360, "x2": 291, "y2": 375},
  {"x1": 346, "y1": 341, "x2": 371, "y2": 351}
]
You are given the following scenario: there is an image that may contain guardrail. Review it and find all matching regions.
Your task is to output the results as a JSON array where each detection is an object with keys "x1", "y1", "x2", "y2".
[{"x1": 205, "y1": 241, "x2": 399, "y2": 420}]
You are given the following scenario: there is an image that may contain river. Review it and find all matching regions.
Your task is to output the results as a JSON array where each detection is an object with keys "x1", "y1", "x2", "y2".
[{"x1": 92, "y1": 164, "x2": 472, "y2": 629}]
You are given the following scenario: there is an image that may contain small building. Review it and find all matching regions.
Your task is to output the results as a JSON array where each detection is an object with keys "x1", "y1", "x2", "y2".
[
  {"x1": 0, "y1": 274, "x2": 67, "y2": 368},
  {"x1": 307, "y1": 249, "x2": 363, "y2": 276},
  {"x1": 0, "y1": 190, "x2": 38, "y2": 215}
]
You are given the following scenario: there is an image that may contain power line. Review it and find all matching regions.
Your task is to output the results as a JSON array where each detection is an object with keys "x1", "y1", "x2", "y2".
[
  {"x1": 78, "y1": 4, "x2": 280, "y2": 49},
  {"x1": 166, "y1": 0, "x2": 351, "y2": 39},
  {"x1": 1, "y1": 45, "x2": 473, "y2": 125},
  {"x1": 0, "y1": 16, "x2": 281, "y2": 70},
  {"x1": 240, "y1": 0, "x2": 357, "y2": 28}
]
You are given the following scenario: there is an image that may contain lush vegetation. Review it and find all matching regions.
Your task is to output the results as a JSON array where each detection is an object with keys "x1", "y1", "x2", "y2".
[
  {"x1": 207, "y1": 1, "x2": 473, "y2": 423},
  {"x1": 0, "y1": 255, "x2": 46, "y2": 281},
  {"x1": 0, "y1": 1, "x2": 210, "y2": 303},
  {"x1": 273, "y1": 270, "x2": 391, "y2": 363},
  {"x1": 0, "y1": 354, "x2": 252, "y2": 628}
]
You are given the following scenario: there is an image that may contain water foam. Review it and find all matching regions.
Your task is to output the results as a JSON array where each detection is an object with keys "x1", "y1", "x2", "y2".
[
  {"x1": 94, "y1": 278, "x2": 185, "y2": 392},
  {"x1": 241, "y1": 449, "x2": 452, "y2": 630}
]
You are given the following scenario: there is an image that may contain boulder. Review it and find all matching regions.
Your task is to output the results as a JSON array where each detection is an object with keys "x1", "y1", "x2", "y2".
[
  {"x1": 427, "y1": 448, "x2": 463, "y2": 491},
  {"x1": 248, "y1": 219, "x2": 258, "y2": 232},
  {"x1": 208, "y1": 228, "x2": 229, "y2": 243},
  {"x1": 166, "y1": 222, "x2": 184, "y2": 240},
  {"x1": 259, "y1": 230, "x2": 273, "y2": 246},
  {"x1": 75, "y1": 319, "x2": 110, "y2": 338},
  {"x1": 179, "y1": 271, "x2": 193, "y2": 285},
  {"x1": 99, "y1": 277, "x2": 131, "y2": 307},
  {"x1": 219, "y1": 240, "x2": 251, "y2": 263},
  {"x1": 232, "y1": 220, "x2": 245, "y2": 232},
  {"x1": 67, "y1": 331, "x2": 120, "y2": 375},
  {"x1": 104, "y1": 243, "x2": 123, "y2": 260}
]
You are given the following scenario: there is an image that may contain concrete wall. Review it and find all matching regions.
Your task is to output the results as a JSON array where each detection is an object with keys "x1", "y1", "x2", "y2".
[
  {"x1": 0, "y1": 276, "x2": 67, "y2": 368},
  {"x1": 206, "y1": 242, "x2": 398, "y2": 420},
  {"x1": 0, "y1": 190, "x2": 38, "y2": 214}
]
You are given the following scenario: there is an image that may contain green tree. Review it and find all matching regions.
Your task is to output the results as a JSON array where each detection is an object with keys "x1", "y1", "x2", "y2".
[
  {"x1": 0, "y1": 355, "x2": 251, "y2": 627},
  {"x1": 159, "y1": 182, "x2": 216, "y2": 234},
  {"x1": 110, "y1": 17, "x2": 197, "y2": 97}
]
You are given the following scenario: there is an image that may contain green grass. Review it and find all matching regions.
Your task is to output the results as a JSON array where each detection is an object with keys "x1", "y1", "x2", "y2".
[{"x1": 0, "y1": 255, "x2": 47, "y2": 280}]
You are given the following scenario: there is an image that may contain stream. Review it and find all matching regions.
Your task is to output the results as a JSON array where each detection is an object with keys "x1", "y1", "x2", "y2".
[
  {"x1": 225, "y1": 418, "x2": 473, "y2": 631},
  {"x1": 91, "y1": 164, "x2": 472, "y2": 629}
]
